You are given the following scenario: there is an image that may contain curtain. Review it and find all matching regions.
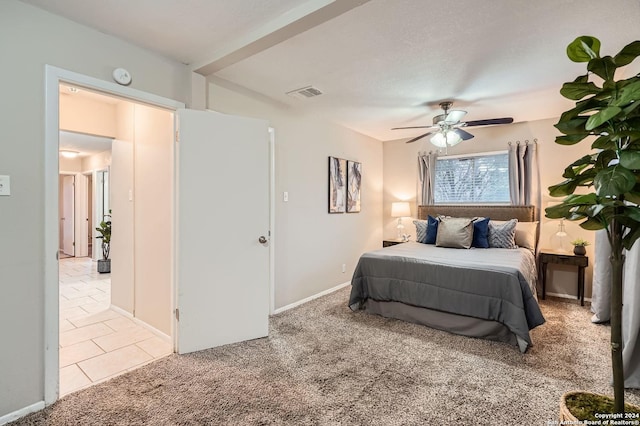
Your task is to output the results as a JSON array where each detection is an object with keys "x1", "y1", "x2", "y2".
[
  {"x1": 509, "y1": 140, "x2": 541, "y2": 217},
  {"x1": 417, "y1": 151, "x2": 437, "y2": 205},
  {"x1": 591, "y1": 229, "x2": 640, "y2": 388}
]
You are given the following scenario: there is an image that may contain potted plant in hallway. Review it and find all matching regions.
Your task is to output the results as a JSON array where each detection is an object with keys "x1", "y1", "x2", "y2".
[
  {"x1": 546, "y1": 35, "x2": 640, "y2": 420},
  {"x1": 96, "y1": 211, "x2": 111, "y2": 273}
]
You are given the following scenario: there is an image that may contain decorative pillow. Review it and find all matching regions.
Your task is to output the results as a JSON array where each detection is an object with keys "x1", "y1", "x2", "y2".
[
  {"x1": 491, "y1": 220, "x2": 539, "y2": 250},
  {"x1": 425, "y1": 215, "x2": 439, "y2": 244},
  {"x1": 436, "y1": 217, "x2": 474, "y2": 249},
  {"x1": 471, "y1": 217, "x2": 490, "y2": 248},
  {"x1": 488, "y1": 219, "x2": 518, "y2": 249},
  {"x1": 413, "y1": 220, "x2": 427, "y2": 243}
]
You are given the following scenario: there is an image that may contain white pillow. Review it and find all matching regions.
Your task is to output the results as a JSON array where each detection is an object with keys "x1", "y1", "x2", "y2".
[{"x1": 492, "y1": 220, "x2": 539, "y2": 250}]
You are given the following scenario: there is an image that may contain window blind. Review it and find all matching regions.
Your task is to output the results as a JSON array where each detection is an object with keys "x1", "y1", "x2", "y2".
[{"x1": 434, "y1": 152, "x2": 510, "y2": 204}]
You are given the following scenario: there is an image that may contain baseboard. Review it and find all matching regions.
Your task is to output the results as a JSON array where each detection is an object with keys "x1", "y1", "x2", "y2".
[
  {"x1": 0, "y1": 401, "x2": 45, "y2": 425},
  {"x1": 273, "y1": 281, "x2": 351, "y2": 315},
  {"x1": 109, "y1": 305, "x2": 172, "y2": 344},
  {"x1": 545, "y1": 292, "x2": 592, "y2": 303}
]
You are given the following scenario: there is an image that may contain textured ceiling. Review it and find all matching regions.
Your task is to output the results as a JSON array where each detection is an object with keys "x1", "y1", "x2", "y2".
[{"x1": 22, "y1": 0, "x2": 640, "y2": 141}]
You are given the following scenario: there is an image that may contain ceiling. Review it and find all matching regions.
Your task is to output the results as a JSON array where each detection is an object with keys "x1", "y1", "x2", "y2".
[{"x1": 22, "y1": 0, "x2": 640, "y2": 141}]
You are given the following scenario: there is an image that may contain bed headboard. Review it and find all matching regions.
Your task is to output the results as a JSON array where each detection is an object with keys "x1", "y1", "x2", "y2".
[{"x1": 418, "y1": 205, "x2": 535, "y2": 222}]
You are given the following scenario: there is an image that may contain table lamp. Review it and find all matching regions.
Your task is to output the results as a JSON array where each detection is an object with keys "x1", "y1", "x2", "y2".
[{"x1": 391, "y1": 202, "x2": 411, "y2": 240}]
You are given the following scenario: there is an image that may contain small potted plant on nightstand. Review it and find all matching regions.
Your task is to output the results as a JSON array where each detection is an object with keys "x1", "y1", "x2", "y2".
[
  {"x1": 96, "y1": 211, "x2": 111, "y2": 273},
  {"x1": 571, "y1": 239, "x2": 590, "y2": 256}
]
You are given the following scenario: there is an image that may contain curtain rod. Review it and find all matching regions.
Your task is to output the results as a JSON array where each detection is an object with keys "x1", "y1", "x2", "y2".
[{"x1": 508, "y1": 138, "x2": 538, "y2": 146}]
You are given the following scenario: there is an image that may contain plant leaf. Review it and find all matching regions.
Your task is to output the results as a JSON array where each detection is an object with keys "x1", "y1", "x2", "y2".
[
  {"x1": 614, "y1": 41, "x2": 640, "y2": 67},
  {"x1": 567, "y1": 36, "x2": 601, "y2": 62},
  {"x1": 586, "y1": 106, "x2": 622, "y2": 130},
  {"x1": 555, "y1": 117, "x2": 589, "y2": 134},
  {"x1": 560, "y1": 82, "x2": 601, "y2": 100},
  {"x1": 596, "y1": 150, "x2": 618, "y2": 169},
  {"x1": 580, "y1": 217, "x2": 607, "y2": 230},
  {"x1": 623, "y1": 225, "x2": 640, "y2": 250},
  {"x1": 594, "y1": 165, "x2": 637, "y2": 196},
  {"x1": 588, "y1": 56, "x2": 617, "y2": 81},
  {"x1": 549, "y1": 180, "x2": 578, "y2": 197},
  {"x1": 556, "y1": 134, "x2": 589, "y2": 145},
  {"x1": 592, "y1": 135, "x2": 616, "y2": 150},
  {"x1": 620, "y1": 151, "x2": 640, "y2": 170},
  {"x1": 612, "y1": 80, "x2": 640, "y2": 107}
]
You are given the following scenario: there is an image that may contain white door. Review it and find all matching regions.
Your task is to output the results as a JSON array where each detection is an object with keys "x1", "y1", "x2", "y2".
[
  {"x1": 62, "y1": 175, "x2": 75, "y2": 257},
  {"x1": 176, "y1": 109, "x2": 270, "y2": 354}
]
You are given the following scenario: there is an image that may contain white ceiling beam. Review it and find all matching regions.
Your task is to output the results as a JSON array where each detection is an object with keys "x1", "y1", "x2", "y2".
[{"x1": 191, "y1": 0, "x2": 370, "y2": 76}]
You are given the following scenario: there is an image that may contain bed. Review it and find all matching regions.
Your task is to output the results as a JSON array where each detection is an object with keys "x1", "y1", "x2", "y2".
[{"x1": 349, "y1": 205, "x2": 545, "y2": 352}]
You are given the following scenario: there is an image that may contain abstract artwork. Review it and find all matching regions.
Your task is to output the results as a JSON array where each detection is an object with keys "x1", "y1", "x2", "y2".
[
  {"x1": 328, "y1": 156, "x2": 346, "y2": 213},
  {"x1": 347, "y1": 160, "x2": 361, "y2": 213}
]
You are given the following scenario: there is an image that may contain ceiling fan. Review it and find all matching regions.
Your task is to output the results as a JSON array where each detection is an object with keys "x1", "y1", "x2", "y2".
[{"x1": 392, "y1": 101, "x2": 514, "y2": 147}]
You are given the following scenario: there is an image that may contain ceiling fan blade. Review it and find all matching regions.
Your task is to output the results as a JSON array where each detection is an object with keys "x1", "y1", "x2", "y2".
[
  {"x1": 444, "y1": 110, "x2": 467, "y2": 124},
  {"x1": 453, "y1": 128, "x2": 474, "y2": 140},
  {"x1": 405, "y1": 132, "x2": 433, "y2": 144},
  {"x1": 463, "y1": 117, "x2": 514, "y2": 127},
  {"x1": 392, "y1": 125, "x2": 437, "y2": 130}
]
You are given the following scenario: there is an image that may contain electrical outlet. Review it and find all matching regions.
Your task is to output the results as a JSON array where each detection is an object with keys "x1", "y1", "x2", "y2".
[
  {"x1": 283, "y1": 191, "x2": 289, "y2": 202},
  {"x1": 342, "y1": 263, "x2": 346, "y2": 273}
]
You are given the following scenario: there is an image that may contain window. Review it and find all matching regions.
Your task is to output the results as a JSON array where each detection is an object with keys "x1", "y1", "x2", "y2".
[{"x1": 434, "y1": 151, "x2": 510, "y2": 204}]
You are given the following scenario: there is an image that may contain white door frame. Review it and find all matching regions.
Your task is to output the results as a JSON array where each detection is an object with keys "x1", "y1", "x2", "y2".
[{"x1": 44, "y1": 65, "x2": 185, "y2": 404}]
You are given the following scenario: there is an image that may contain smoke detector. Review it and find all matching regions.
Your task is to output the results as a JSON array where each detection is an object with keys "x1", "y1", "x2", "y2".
[{"x1": 286, "y1": 86, "x2": 323, "y2": 100}]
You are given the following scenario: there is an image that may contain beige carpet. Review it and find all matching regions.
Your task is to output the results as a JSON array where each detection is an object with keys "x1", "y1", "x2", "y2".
[{"x1": 13, "y1": 288, "x2": 640, "y2": 425}]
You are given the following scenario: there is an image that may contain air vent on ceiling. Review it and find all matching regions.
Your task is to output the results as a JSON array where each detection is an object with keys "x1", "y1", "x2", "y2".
[{"x1": 286, "y1": 86, "x2": 323, "y2": 100}]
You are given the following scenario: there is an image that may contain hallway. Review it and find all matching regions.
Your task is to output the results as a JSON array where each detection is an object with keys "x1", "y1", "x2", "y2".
[{"x1": 59, "y1": 257, "x2": 172, "y2": 396}]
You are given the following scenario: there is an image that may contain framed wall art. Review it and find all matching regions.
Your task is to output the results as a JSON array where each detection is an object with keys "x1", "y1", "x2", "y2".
[
  {"x1": 347, "y1": 160, "x2": 361, "y2": 213},
  {"x1": 328, "y1": 156, "x2": 346, "y2": 213}
]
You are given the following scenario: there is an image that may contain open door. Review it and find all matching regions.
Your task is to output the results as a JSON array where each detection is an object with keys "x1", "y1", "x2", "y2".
[
  {"x1": 61, "y1": 174, "x2": 75, "y2": 257},
  {"x1": 176, "y1": 109, "x2": 270, "y2": 354}
]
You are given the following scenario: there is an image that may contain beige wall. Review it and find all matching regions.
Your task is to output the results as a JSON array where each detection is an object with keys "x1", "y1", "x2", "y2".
[
  {"x1": 133, "y1": 104, "x2": 173, "y2": 336},
  {"x1": 208, "y1": 80, "x2": 384, "y2": 309},
  {"x1": 0, "y1": 0, "x2": 190, "y2": 418},
  {"x1": 382, "y1": 118, "x2": 596, "y2": 298},
  {"x1": 60, "y1": 94, "x2": 117, "y2": 138},
  {"x1": 111, "y1": 103, "x2": 136, "y2": 315},
  {"x1": 81, "y1": 151, "x2": 112, "y2": 173}
]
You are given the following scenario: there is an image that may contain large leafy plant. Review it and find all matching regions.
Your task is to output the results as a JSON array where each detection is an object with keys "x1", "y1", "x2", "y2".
[{"x1": 547, "y1": 36, "x2": 640, "y2": 413}]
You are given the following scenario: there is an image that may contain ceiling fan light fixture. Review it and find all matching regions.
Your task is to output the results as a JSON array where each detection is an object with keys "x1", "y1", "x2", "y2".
[
  {"x1": 430, "y1": 132, "x2": 448, "y2": 148},
  {"x1": 430, "y1": 130, "x2": 461, "y2": 148}
]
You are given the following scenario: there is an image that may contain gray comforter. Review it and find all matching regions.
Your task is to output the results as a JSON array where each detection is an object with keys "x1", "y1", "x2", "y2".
[{"x1": 349, "y1": 242, "x2": 545, "y2": 347}]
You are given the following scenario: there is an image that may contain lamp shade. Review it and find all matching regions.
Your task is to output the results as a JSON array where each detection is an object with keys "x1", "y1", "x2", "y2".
[{"x1": 391, "y1": 202, "x2": 411, "y2": 218}]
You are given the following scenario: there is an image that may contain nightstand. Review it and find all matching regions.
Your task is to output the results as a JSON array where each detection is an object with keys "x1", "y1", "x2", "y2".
[
  {"x1": 383, "y1": 239, "x2": 406, "y2": 247},
  {"x1": 539, "y1": 251, "x2": 589, "y2": 306}
]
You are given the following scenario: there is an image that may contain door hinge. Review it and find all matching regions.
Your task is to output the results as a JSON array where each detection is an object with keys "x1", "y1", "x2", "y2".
[
  {"x1": 175, "y1": 308, "x2": 180, "y2": 321},
  {"x1": 175, "y1": 131, "x2": 180, "y2": 142},
  {"x1": 72, "y1": 242, "x2": 75, "y2": 246}
]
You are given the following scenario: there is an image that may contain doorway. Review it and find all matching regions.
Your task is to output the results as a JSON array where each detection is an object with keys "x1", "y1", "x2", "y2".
[
  {"x1": 54, "y1": 77, "x2": 179, "y2": 397},
  {"x1": 45, "y1": 66, "x2": 273, "y2": 405}
]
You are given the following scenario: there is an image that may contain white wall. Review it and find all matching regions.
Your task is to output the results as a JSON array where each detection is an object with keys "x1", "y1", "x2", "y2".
[
  {"x1": 382, "y1": 118, "x2": 596, "y2": 298},
  {"x1": 0, "y1": 0, "x2": 191, "y2": 418},
  {"x1": 208, "y1": 81, "x2": 384, "y2": 309}
]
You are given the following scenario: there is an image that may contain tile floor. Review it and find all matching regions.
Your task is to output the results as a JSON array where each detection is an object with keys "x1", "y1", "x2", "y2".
[{"x1": 59, "y1": 257, "x2": 172, "y2": 396}]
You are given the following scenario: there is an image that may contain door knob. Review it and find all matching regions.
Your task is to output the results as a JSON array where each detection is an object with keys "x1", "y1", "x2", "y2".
[{"x1": 258, "y1": 236, "x2": 267, "y2": 244}]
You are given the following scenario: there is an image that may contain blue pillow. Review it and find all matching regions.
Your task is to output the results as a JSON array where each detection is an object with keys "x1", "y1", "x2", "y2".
[
  {"x1": 472, "y1": 217, "x2": 490, "y2": 248},
  {"x1": 425, "y1": 215, "x2": 439, "y2": 244}
]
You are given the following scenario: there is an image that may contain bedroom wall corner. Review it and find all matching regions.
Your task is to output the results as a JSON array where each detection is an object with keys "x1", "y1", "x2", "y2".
[{"x1": 207, "y1": 79, "x2": 383, "y2": 310}]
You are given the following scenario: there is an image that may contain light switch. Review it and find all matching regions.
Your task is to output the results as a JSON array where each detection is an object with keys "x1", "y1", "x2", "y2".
[
  {"x1": 283, "y1": 191, "x2": 289, "y2": 202},
  {"x1": 0, "y1": 175, "x2": 10, "y2": 196},
  {"x1": 128, "y1": 189, "x2": 133, "y2": 201}
]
